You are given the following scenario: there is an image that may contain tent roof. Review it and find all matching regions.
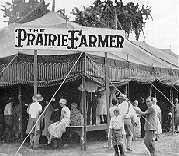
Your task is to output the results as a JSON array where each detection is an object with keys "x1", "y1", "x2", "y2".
[
  {"x1": 0, "y1": 12, "x2": 178, "y2": 70},
  {"x1": 131, "y1": 41, "x2": 178, "y2": 67}
]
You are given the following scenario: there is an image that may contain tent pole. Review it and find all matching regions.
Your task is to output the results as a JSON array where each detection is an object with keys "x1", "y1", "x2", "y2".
[
  {"x1": 18, "y1": 85, "x2": 23, "y2": 141},
  {"x1": 34, "y1": 50, "x2": 38, "y2": 95},
  {"x1": 81, "y1": 53, "x2": 87, "y2": 150},
  {"x1": 149, "y1": 83, "x2": 152, "y2": 97},
  {"x1": 105, "y1": 52, "x2": 110, "y2": 147},
  {"x1": 125, "y1": 82, "x2": 129, "y2": 97},
  {"x1": 170, "y1": 87, "x2": 174, "y2": 135},
  {"x1": 17, "y1": 53, "x2": 23, "y2": 141}
]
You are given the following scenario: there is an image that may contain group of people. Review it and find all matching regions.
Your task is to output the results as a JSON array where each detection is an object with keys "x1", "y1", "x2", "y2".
[
  {"x1": 26, "y1": 94, "x2": 71, "y2": 149},
  {"x1": 108, "y1": 95, "x2": 162, "y2": 156},
  {"x1": 2, "y1": 89, "x2": 178, "y2": 156}
]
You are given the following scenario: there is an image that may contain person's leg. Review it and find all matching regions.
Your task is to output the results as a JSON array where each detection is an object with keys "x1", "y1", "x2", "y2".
[
  {"x1": 126, "y1": 135, "x2": 133, "y2": 151},
  {"x1": 118, "y1": 143, "x2": 126, "y2": 156},
  {"x1": 103, "y1": 115, "x2": 107, "y2": 124},
  {"x1": 100, "y1": 115, "x2": 104, "y2": 124},
  {"x1": 92, "y1": 103, "x2": 96, "y2": 125},
  {"x1": 87, "y1": 101, "x2": 92, "y2": 125},
  {"x1": 33, "y1": 120, "x2": 40, "y2": 148},
  {"x1": 29, "y1": 133, "x2": 34, "y2": 148},
  {"x1": 113, "y1": 145, "x2": 119, "y2": 156},
  {"x1": 112, "y1": 130, "x2": 119, "y2": 156},
  {"x1": 33, "y1": 129, "x2": 40, "y2": 148},
  {"x1": 124, "y1": 119, "x2": 133, "y2": 151},
  {"x1": 144, "y1": 131, "x2": 156, "y2": 156}
]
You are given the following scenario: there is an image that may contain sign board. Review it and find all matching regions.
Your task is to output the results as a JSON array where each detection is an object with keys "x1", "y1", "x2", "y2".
[{"x1": 15, "y1": 27, "x2": 125, "y2": 52}]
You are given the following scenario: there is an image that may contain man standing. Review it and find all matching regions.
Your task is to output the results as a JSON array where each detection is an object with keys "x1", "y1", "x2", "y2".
[
  {"x1": 26, "y1": 94, "x2": 43, "y2": 149},
  {"x1": 137, "y1": 97, "x2": 158, "y2": 156},
  {"x1": 4, "y1": 97, "x2": 14, "y2": 142},
  {"x1": 118, "y1": 94, "x2": 137, "y2": 151}
]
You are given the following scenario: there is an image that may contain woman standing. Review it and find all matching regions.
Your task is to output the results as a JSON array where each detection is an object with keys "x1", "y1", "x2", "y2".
[
  {"x1": 48, "y1": 98, "x2": 70, "y2": 147},
  {"x1": 133, "y1": 100, "x2": 141, "y2": 140},
  {"x1": 96, "y1": 90, "x2": 107, "y2": 124}
]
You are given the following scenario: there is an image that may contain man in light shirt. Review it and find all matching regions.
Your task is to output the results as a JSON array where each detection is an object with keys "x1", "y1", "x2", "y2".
[
  {"x1": 136, "y1": 97, "x2": 158, "y2": 156},
  {"x1": 26, "y1": 94, "x2": 43, "y2": 149},
  {"x1": 109, "y1": 108, "x2": 126, "y2": 156},
  {"x1": 4, "y1": 97, "x2": 14, "y2": 142},
  {"x1": 118, "y1": 94, "x2": 137, "y2": 151}
]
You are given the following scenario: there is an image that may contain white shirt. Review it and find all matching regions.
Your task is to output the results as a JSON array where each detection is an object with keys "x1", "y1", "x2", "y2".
[
  {"x1": 118, "y1": 100, "x2": 137, "y2": 122},
  {"x1": 61, "y1": 106, "x2": 71, "y2": 120},
  {"x1": 4, "y1": 103, "x2": 13, "y2": 115},
  {"x1": 109, "y1": 106, "x2": 119, "y2": 118},
  {"x1": 109, "y1": 115, "x2": 125, "y2": 134},
  {"x1": 28, "y1": 101, "x2": 42, "y2": 118}
]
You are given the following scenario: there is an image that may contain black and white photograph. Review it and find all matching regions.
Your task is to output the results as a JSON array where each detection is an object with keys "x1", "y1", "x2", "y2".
[{"x1": 0, "y1": 0, "x2": 178, "y2": 156}]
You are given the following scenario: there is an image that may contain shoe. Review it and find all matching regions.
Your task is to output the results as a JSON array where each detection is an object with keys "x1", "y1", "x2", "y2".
[{"x1": 127, "y1": 148, "x2": 133, "y2": 151}]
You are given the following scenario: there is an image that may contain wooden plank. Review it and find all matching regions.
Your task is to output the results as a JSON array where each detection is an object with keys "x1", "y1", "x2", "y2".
[{"x1": 86, "y1": 124, "x2": 108, "y2": 132}]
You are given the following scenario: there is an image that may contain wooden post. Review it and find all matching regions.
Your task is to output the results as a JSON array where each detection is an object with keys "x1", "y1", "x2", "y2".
[
  {"x1": 34, "y1": 50, "x2": 38, "y2": 95},
  {"x1": 149, "y1": 83, "x2": 152, "y2": 97},
  {"x1": 125, "y1": 82, "x2": 129, "y2": 97},
  {"x1": 104, "y1": 52, "x2": 110, "y2": 147},
  {"x1": 170, "y1": 87, "x2": 174, "y2": 135},
  {"x1": 81, "y1": 53, "x2": 87, "y2": 151},
  {"x1": 17, "y1": 53, "x2": 23, "y2": 141},
  {"x1": 18, "y1": 85, "x2": 23, "y2": 141}
]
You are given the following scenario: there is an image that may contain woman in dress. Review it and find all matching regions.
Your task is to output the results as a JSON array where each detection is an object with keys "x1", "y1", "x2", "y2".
[
  {"x1": 96, "y1": 90, "x2": 107, "y2": 124},
  {"x1": 48, "y1": 98, "x2": 71, "y2": 147},
  {"x1": 132, "y1": 100, "x2": 141, "y2": 140},
  {"x1": 152, "y1": 98, "x2": 162, "y2": 140}
]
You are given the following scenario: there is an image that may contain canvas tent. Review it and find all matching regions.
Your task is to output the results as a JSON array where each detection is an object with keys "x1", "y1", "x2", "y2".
[
  {"x1": 0, "y1": 12, "x2": 179, "y2": 87},
  {"x1": 0, "y1": 12, "x2": 179, "y2": 149}
]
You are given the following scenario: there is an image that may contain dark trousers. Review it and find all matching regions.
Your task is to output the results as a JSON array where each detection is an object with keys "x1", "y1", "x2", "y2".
[
  {"x1": 4, "y1": 115, "x2": 13, "y2": 142},
  {"x1": 87, "y1": 101, "x2": 97, "y2": 125}
]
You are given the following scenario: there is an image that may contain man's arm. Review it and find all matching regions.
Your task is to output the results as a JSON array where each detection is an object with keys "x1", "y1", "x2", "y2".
[{"x1": 136, "y1": 107, "x2": 153, "y2": 116}]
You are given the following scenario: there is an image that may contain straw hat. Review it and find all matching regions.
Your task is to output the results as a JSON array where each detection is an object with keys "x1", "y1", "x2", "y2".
[
  {"x1": 32, "y1": 94, "x2": 44, "y2": 102},
  {"x1": 59, "y1": 98, "x2": 67, "y2": 105}
]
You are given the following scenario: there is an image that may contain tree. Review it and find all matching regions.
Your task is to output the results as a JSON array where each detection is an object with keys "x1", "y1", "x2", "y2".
[
  {"x1": 1, "y1": 0, "x2": 50, "y2": 24},
  {"x1": 72, "y1": 0, "x2": 152, "y2": 40}
]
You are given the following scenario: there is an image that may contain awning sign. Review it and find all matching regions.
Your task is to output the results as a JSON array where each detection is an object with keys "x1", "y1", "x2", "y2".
[{"x1": 15, "y1": 27, "x2": 125, "y2": 52}]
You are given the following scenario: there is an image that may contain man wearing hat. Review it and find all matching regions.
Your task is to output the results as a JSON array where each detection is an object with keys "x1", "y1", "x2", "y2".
[
  {"x1": 118, "y1": 94, "x2": 137, "y2": 152},
  {"x1": 26, "y1": 94, "x2": 43, "y2": 149}
]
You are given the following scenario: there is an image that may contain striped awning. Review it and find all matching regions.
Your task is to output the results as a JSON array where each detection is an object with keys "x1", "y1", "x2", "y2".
[{"x1": 0, "y1": 53, "x2": 179, "y2": 87}]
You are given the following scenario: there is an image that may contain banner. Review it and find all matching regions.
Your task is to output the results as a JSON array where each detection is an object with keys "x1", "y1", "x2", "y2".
[{"x1": 15, "y1": 27, "x2": 125, "y2": 52}]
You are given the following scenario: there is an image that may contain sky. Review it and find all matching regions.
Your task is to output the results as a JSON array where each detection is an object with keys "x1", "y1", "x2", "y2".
[{"x1": 0, "y1": 0, "x2": 179, "y2": 55}]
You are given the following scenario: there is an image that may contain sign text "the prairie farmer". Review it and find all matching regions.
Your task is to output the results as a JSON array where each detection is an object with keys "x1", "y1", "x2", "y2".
[{"x1": 15, "y1": 28, "x2": 125, "y2": 51}]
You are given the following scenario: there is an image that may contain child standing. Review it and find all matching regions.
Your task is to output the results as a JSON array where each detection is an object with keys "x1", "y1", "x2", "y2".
[
  {"x1": 109, "y1": 108, "x2": 126, "y2": 156},
  {"x1": 26, "y1": 94, "x2": 43, "y2": 149}
]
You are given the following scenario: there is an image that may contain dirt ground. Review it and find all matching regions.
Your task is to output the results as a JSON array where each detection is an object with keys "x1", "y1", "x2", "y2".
[{"x1": 0, "y1": 133, "x2": 179, "y2": 156}]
